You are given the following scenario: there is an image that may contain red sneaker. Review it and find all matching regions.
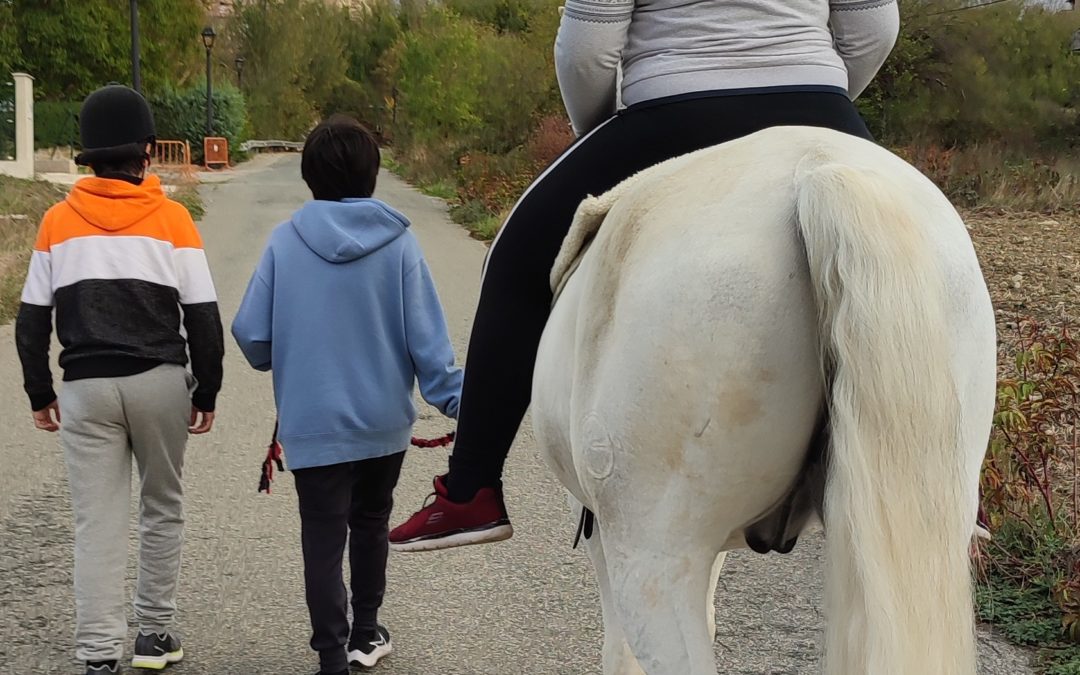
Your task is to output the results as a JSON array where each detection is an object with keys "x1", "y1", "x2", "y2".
[{"x1": 389, "y1": 476, "x2": 513, "y2": 552}]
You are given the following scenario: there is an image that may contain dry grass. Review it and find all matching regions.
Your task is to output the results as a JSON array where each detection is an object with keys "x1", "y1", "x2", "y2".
[
  {"x1": 900, "y1": 144, "x2": 1080, "y2": 212},
  {"x1": 0, "y1": 176, "x2": 67, "y2": 323}
]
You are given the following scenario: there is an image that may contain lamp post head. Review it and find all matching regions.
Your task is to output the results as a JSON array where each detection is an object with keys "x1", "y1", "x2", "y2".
[{"x1": 201, "y1": 26, "x2": 216, "y2": 50}]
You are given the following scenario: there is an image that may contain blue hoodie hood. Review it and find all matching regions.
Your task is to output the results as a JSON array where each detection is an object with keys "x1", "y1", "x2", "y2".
[{"x1": 292, "y1": 198, "x2": 410, "y2": 263}]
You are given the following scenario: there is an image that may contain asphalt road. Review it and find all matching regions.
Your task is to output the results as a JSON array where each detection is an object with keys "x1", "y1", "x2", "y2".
[{"x1": 0, "y1": 154, "x2": 1035, "y2": 674}]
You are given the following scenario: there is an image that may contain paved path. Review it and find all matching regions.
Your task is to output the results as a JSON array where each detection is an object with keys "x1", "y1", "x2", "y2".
[{"x1": 0, "y1": 154, "x2": 1034, "y2": 674}]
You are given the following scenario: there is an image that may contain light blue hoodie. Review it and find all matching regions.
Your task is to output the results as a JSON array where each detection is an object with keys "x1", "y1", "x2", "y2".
[{"x1": 231, "y1": 198, "x2": 462, "y2": 470}]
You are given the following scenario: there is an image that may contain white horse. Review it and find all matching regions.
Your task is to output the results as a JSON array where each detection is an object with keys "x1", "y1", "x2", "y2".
[{"x1": 531, "y1": 125, "x2": 997, "y2": 675}]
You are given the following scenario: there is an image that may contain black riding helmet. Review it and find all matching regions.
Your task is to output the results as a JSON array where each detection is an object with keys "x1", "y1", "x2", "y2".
[{"x1": 74, "y1": 85, "x2": 156, "y2": 166}]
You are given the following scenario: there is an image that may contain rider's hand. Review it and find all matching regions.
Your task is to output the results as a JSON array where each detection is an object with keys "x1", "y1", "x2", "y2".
[
  {"x1": 189, "y1": 407, "x2": 215, "y2": 434},
  {"x1": 32, "y1": 400, "x2": 61, "y2": 432}
]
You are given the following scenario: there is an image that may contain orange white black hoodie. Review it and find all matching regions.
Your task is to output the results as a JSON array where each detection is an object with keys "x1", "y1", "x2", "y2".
[{"x1": 15, "y1": 174, "x2": 224, "y2": 412}]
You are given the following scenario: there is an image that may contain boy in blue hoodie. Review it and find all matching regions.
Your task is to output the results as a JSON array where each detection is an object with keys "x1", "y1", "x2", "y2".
[{"x1": 231, "y1": 115, "x2": 462, "y2": 675}]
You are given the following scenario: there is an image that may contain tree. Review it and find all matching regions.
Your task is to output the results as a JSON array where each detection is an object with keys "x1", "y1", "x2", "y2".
[
  {"x1": 10, "y1": 0, "x2": 204, "y2": 100},
  {"x1": 230, "y1": 0, "x2": 350, "y2": 139},
  {"x1": 0, "y1": 0, "x2": 16, "y2": 77},
  {"x1": 13, "y1": 0, "x2": 129, "y2": 99},
  {"x1": 139, "y1": 0, "x2": 206, "y2": 92},
  {"x1": 859, "y1": 0, "x2": 1080, "y2": 149}
]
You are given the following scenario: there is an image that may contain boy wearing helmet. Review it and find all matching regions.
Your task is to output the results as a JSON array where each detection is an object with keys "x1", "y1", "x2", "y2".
[{"x1": 15, "y1": 85, "x2": 224, "y2": 674}]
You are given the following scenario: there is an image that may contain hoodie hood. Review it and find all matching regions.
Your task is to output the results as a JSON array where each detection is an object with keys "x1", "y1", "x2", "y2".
[
  {"x1": 291, "y1": 198, "x2": 410, "y2": 263},
  {"x1": 65, "y1": 174, "x2": 167, "y2": 231}
]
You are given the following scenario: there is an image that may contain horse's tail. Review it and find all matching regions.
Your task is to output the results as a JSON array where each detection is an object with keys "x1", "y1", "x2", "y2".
[{"x1": 796, "y1": 161, "x2": 976, "y2": 675}]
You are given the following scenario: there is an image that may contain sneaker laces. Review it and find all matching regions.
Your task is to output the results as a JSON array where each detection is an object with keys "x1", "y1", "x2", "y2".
[{"x1": 419, "y1": 491, "x2": 438, "y2": 510}]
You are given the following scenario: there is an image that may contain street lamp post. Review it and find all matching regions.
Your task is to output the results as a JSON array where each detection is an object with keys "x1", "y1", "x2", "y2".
[
  {"x1": 201, "y1": 26, "x2": 216, "y2": 137},
  {"x1": 234, "y1": 56, "x2": 245, "y2": 89},
  {"x1": 129, "y1": 0, "x2": 142, "y2": 93}
]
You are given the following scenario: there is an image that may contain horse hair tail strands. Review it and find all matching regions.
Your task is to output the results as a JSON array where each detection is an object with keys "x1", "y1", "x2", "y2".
[{"x1": 796, "y1": 159, "x2": 976, "y2": 675}]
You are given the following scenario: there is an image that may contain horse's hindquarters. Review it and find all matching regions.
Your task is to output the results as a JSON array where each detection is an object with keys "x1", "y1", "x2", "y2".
[{"x1": 536, "y1": 178, "x2": 824, "y2": 553}]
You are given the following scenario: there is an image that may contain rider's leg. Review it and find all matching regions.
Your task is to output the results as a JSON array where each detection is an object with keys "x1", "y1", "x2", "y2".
[
  {"x1": 389, "y1": 89, "x2": 875, "y2": 552},
  {"x1": 447, "y1": 90, "x2": 874, "y2": 502},
  {"x1": 444, "y1": 116, "x2": 635, "y2": 501}
]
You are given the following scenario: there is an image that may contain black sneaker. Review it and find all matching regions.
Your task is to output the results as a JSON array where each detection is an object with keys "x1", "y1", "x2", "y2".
[
  {"x1": 131, "y1": 631, "x2": 183, "y2": 670},
  {"x1": 347, "y1": 624, "x2": 392, "y2": 668},
  {"x1": 85, "y1": 661, "x2": 118, "y2": 674}
]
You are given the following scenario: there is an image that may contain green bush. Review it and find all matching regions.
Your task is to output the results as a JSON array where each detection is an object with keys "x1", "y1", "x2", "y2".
[
  {"x1": 229, "y1": 0, "x2": 351, "y2": 140},
  {"x1": 321, "y1": 78, "x2": 387, "y2": 137},
  {"x1": 10, "y1": 0, "x2": 205, "y2": 100},
  {"x1": 0, "y1": 85, "x2": 13, "y2": 160},
  {"x1": 860, "y1": 0, "x2": 1080, "y2": 151},
  {"x1": 150, "y1": 83, "x2": 251, "y2": 163},
  {"x1": 33, "y1": 101, "x2": 80, "y2": 149},
  {"x1": 382, "y1": 4, "x2": 558, "y2": 155}
]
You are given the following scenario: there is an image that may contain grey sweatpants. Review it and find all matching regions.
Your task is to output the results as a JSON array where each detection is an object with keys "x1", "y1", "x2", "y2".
[{"x1": 58, "y1": 364, "x2": 193, "y2": 663}]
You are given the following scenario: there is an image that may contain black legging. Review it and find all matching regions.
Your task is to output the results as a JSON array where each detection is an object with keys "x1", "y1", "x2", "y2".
[{"x1": 446, "y1": 88, "x2": 874, "y2": 501}]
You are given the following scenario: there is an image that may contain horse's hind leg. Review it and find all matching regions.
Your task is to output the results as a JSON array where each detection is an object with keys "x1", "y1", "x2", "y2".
[
  {"x1": 599, "y1": 530, "x2": 718, "y2": 675},
  {"x1": 581, "y1": 521, "x2": 646, "y2": 675}
]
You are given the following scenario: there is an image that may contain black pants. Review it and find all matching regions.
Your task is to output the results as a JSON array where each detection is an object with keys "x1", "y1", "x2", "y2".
[
  {"x1": 446, "y1": 89, "x2": 874, "y2": 501},
  {"x1": 293, "y1": 451, "x2": 405, "y2": 672}
]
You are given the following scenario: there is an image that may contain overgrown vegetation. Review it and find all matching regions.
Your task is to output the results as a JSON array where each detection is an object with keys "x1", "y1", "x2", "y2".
[
  {"x1": 3, "y1": 0, "x2": 247, "y2": 164},
  {"x1": 227, "y1": 0, "x2": 353, "y2": 140},
  {"x1": 0, "y1": 176, "x2": 65, "y2": 323},
  {"x1": 348, "y1": 0, "x2": 569, "y2": 237},
  {"x1": 150, "y1": 84, "x2": 251, "y2": 164},
  {"x1": 861, "y1": 1, "x2": 1080, "y2": 209},
  {"x1": 214, "y1": 0, "x2": 1080, "y2": 236},
  {"x1": 345, "y1": 0, "x2": 1080, "y2": 233},
  {"x1": 6, "y1": 0, "x2": 207, "y2": 99},
  {"x1": 33, "y1": 101, "x2": 80, "y2": 149},
  {"x1": 978, "y1": 320, "x2": 1080, "y2": 672}
]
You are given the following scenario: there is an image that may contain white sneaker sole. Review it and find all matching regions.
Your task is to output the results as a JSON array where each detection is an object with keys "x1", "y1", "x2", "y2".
[
  {"x1": 131, "y1": 647, "x2": 183, "y2": 670},
  {"x1": 390, "y1": 523, "x2": 513, "y2": 552},
  {"x1": 348, "y1": 641, "x2": 392, "y2": 668}
]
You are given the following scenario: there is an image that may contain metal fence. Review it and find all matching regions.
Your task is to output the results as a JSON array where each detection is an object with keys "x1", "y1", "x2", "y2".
[{"x1": 155, "y1": 139, "x2": 192, "y2": 167}]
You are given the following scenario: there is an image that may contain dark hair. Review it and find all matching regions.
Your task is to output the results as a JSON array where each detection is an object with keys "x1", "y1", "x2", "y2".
[
  {"x1": 90, "y1": 155, "x2": 149, "y2": 178},
  {"x1": 301, "y1": 114, "x2": 381, "y2": 201}
]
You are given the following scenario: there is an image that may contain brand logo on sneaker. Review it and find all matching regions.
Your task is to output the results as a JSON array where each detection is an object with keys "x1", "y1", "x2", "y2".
[{"x1": 426, "y1": 512, "x2": 444, "y2": 525}]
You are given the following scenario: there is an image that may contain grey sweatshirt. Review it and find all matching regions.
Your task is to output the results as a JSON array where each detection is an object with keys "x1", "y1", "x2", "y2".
[{"x1": 555, "y1": 0, "x2": 900, "y2": 135}]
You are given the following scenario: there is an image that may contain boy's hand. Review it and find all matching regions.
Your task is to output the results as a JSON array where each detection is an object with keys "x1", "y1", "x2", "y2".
[
  {"x1": 32, "y1": 400, "x2": 61, "y2": 432},
  {"x1": 189, "y1": 407, "x2": 215, "y2": 434}
]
